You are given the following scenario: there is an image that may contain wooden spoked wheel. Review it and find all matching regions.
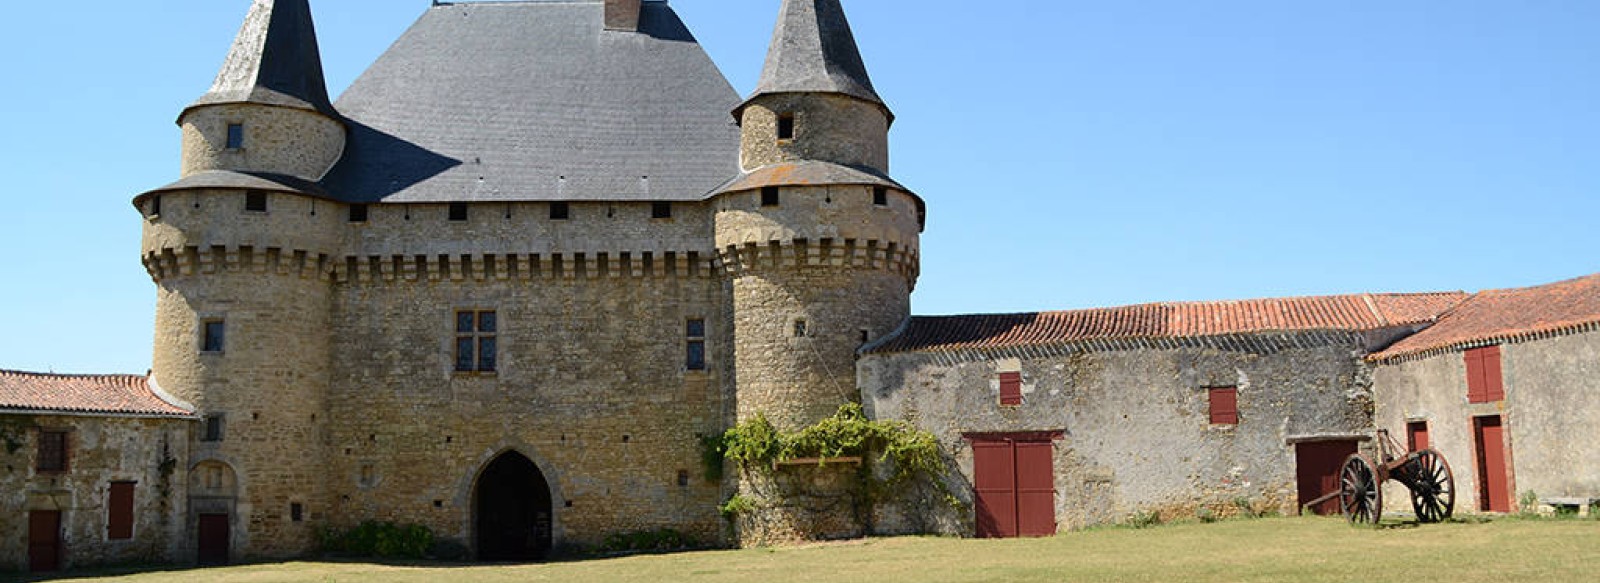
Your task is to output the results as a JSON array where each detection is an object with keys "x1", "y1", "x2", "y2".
[
  {"x1": 1408, "y1": 448, "x2": 1455, "y2": 523},
  {"x1": 1339, "y1": 454, "x2": 1383, "y2": 525}
]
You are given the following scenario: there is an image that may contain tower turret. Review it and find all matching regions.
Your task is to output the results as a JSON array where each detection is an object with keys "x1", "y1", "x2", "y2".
[
  {"x1": 178, "y1": 0, "x2": 345, "y2": 180},
  {"x1": 717, "y1": 0, "x2": 922, "y2": 432},
  {"x1": 136, "y1": 0, "x2": 344, "y2": 561}
]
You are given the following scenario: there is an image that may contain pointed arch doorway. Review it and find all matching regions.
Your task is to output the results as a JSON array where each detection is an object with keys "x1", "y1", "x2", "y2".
[{"x1": 474, "y1": 451, "x2": 553, "y2": 561}]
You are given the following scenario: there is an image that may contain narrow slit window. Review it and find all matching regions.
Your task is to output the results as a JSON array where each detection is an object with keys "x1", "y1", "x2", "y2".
[
  {"x1": 150, "y1": 195, "x2": 162, "y2": 217},
  {"x1": 290, "y1": 503, "x2": 304, "y2": 522},
  {"x1": 226, "y1": 123, "x2": 244, "y2": 150},
  {"x1": 348, "y1": 204, "x2": 369, "y2": 223},
  {"x1": 777, "y1": 113, "x2": 796, "y2": 140},
  {"x1": 793, "y1": 319, "x2": 808, "y2": 338},
  {"x1": 550, "y1": 202, "x2": 570, "y2": 220},
  {"x1": 761, "y1": 187, "x2": 780, "y2": 207},
  {"x1": 686, "y1": 318, "x2": 706, "y2": 371},
  {"x1": 652, "y1": 201, "x2": 673, "y2": 219},
  {"x1": 202, "y1": 320, "x2": 225, "y2": 353},
  {"x1": 449, "y1": 202, "x2": 469, "y2": 222},
  {"x1": 245, "y1": 191, "x2": 268, "y2": 213},
  {"x1": 873, "y1": 187, "x2": 888, "y2": 206}
]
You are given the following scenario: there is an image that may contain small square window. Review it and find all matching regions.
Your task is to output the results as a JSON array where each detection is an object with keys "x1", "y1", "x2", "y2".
[
  {"x1": 652, "y1": 201, "x2": 673, "y2": 219},
  {"x1": 761, "y1": 187, "x2": 780, "y2": 207},
  {"x1": 550, "y1": 202, "x2": 570, "y2": 220},
  {"x1": 777, "y1": 113, "x2": 796, "y2": 140},
  {"x1": 36, "y1": 430, "x2": 68, "y2": 473},
  {"x1": 290, "y1": 503, "x2": 304, "y2": 522},
  {"x1": 686, "y1": 319, "x2": 706, "y2": 338},
  {"x1": 245, "y1": 191, "x2": 268, "y2": 213},
  {"x1": 150, "y1": 195, "x2": 162, "y2": 216},
  {"x1": 202, "y1": 320, "x2": 225, "y2": 353},
  {"x1": 1208, "y1": 387, "x2": 1239, "y2": 425},
  {"x1": 686, "y1": 318, "x2": 707, "y2": 371},
  {"x1": 348, "y1": 204, "x2": 369, "y2": 223},
  {"x1": 226, "y1": 124, "x2": 244, "y2": 150},
  {"x1": 449, "y1": 203, "x2": 469, "y2": 222},
  {"x1": 201, "y1": 414, "x2": 225, "y2": 442},
  {"x1": 873, "y1": 187, "x2": 888, "y2": 206},
  {"x1": 793, "y1": 319, "x2": 808, "y2": 338}
]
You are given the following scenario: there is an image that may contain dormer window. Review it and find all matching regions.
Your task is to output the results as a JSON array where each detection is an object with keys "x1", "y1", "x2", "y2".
[
  {"x1": 550, "y1": 202, "x2": 570, "y2": 220},
  {"x1": 761, "y1": 187, "x2": 780, "y2": 207},
  {"x1": 226, "y1": 123, "x2": 245, "y2": 150},
  {"x1": 777, "y1": 113, "x2": 795, "y2": 140},
  {"x1": 449, "y1": 202, "x2": 469, "y2": 222},
  {"x1": 873, "y1": 187, "x2": 888, "y2": 206},
  {"x1": 652, "y1": 201, "x2": 673, "y2": 219},
  {"x1": 244, "y1": 191, "x2": 267, "y2": 213}
]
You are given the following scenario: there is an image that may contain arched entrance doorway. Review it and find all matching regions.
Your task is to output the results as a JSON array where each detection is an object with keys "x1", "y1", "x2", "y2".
[{"x1": 475, "y1": 451, "x2": 553, "y2": 561}]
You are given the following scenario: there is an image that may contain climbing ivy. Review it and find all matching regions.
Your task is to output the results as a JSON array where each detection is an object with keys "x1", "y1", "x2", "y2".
[
  {"x1": 708, "y1": 404, "x2": 946, "y2": 488},
  {"x1": 0, "y1": 416, "x2": 30, "y2": 455}
]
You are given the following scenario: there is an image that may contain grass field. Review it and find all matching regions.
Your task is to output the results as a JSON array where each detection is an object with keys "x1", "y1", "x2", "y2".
[{"x1": 20, "y1": 517, "x2": 1600, "y2": 583}]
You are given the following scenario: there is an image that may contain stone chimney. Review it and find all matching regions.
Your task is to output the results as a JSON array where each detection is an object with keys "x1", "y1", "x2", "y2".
[{"x1": 604, "y1": 0, "x2": 642, "y2": 31}]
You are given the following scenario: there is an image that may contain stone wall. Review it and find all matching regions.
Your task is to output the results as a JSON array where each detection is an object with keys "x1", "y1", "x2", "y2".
[
  {"x1": 739, "y1": 94, "x2": 890, "y2": 173},
  {"x1": 0, "y1": 415, "x2": 189, "y2": 572},
  {"x1": 178, "y1": 104, "x2": 345, "y2": 180},
  {"x1": 324, "y1": 274, "x2": 731, "y2": 550},
  {"x1": 859, "y1": 336, "x2": 1375, "y2": 535},
  {"x1": 1373, "y1": 330, "x2": 1600, "y2": 514}
]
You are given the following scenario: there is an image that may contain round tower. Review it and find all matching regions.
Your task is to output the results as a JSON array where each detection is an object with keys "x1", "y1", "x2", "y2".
[
  {"x1": 718, "y1": 0, "x2": 923, "y2": 433},
  {"x1": 134, "y1": 0, "x2": 345, "y2": 561}
]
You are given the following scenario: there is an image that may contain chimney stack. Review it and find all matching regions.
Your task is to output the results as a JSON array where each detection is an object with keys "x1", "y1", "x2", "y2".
[{"x1": 604, "y1": 0, "x2": 642, "y2": 31}]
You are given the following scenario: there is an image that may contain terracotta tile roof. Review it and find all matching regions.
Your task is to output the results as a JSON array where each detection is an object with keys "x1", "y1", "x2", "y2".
[
  {"x1": 0, "y1": 370, "x2": 194, "y2": 418},
  {"x1": 1371, "y1": 273, "x2": 1600, "y2": 362},
  {"x1": 869, "y1": 292, "x2": 1467, "y2": 354}
]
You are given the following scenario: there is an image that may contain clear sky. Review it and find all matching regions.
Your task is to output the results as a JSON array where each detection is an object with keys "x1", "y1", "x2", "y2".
[{"x1": 1, "y1": 0, "x2": 1596, "y2": 375}]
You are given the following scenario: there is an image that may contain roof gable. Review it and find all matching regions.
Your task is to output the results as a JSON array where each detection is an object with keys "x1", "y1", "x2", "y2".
[{"x1": 324, "y1": 1, "x2": 741, "y2": 204}]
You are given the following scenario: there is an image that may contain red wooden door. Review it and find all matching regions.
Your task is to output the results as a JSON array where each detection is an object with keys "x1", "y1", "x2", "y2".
[
  {"x1": 28, "y1": 510, "x2": 61, "y2": 572},
  {"x1": 973, "y1": 436, "x2": 1056, "y2": 538},
  {"x1": 973, "y1": 439, "x2": 1017, "y2": 538},
  {"x1": 197, "y1": 513, "x2": 230, "y2": 565},
  {"x1": 1295, "y1": 440, "x2": 1358, "y2": 516},
  {"x1": 1014, "y1": 441, "x2": 1057, "y2": 537},
  {"x1": 1474, "y1": 416, "x2": 1512, "y2": 512}
]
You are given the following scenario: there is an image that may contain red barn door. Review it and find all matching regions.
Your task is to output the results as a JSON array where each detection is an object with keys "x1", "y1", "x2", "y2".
[
  {"x1": 971, "y1": 434, "x2": 1057, "y2": 538},
  {"x1": 1296, "y1": 440, "x2": 1359, "y2": 516},
  {"x1": 28, "y1": 510, "x2": 61, "y2": 572},
  {"x1": 1474, "y1": 416, "x2": 1512, "y2": 512}
]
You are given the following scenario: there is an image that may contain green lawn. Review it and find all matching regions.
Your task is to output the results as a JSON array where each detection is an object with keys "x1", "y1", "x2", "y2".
[{"x1": 24, "y1": 517, "x2": 1600, "y2": 583}]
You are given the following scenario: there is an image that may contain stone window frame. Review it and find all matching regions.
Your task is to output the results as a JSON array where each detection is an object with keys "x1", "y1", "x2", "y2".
[
  {"x1": 35, "y1": 427, "x2": 70, "y2": 474},
  {"x1": 454, "y1": 309, "x2": 499, "y2": 375},
  {"x1": 200, "y1": 414, "x2": 226, "y2": 443},
  {"x1": 448, "y1": 202, "x2": 469, "y2": 222},
  {"x1": 148, "y1": 194, "x2": 163, "y2": 218},
  {"x1": 348, "y1": 204, "x2": 369, "y2": 223},
  {"x1": 685, "y1": 317, "x2": 707, "y2": 372},
  {"x1": 200, "y1": 317, "x2": 226, "y2": 354},
  {"x1": 225, "y1": 123, "x2": 245, "y2": 150},
  {"x1": 549, "y1": 202, "x2": 571, "y2": 220},
  {"x1": 244, "y1": 190, "x2": 268, "y2": 214},
  {"x1": 761, "y1": 187, "x2": 781, "y2": 207},
  {"x1": 873, "y1": 186, "x2": 888, "y2": 207},
  {"x1": 652, "y1": 201, "x2": 673, "y2": 220},
  {"x1": 776, "y1": 112, "x2": 797, "y2": 141}
]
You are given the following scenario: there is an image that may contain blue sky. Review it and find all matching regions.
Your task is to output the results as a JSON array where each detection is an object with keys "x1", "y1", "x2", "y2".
[{"x1": 1, "y1": 0, "x2": 1596, "y2": 374}]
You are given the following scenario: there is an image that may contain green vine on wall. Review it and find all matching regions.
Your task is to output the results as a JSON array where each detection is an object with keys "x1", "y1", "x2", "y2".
[
  {"x1": 0, "y1": 416, "x2": 30, "y2": 455},
  {"x1": 705, "y1": 404, "x2": 947, "y2": 491}
]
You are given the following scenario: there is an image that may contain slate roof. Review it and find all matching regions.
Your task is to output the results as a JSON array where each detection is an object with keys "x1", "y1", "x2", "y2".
[
  {"x1": 189, "y1": 0, "x2": 337, "y2": 118},
  {"x1": 323, "y1": 0, "x2": 742, "y2": 204},
  {"x1": 1370, "y1": 273, "x2": 1600, "y2": 362},
  {"x1": 0, "y1": 371, "x2": 194, "y2": 418},
  {"x1": 140, "y1": 170, "x2": 332, "y2": 203},
  {"x1": 868, "y1": 292, "x2": 1468, "y2": 354},
  {"x1": 736, "y1": 0, "x2": 890, "y2": 122}
]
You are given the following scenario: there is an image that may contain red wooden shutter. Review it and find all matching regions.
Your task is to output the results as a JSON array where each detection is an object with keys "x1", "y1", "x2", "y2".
[
  {"x1": 108, "y1": 482, "x2": 135, "y2": 540},
  {"x1": 972, "y1": 439, "x2": 1017, "y2": 538},
  {"x1": 1014, "y1": 440, "x2": 1057, "y2": 537},
  {"x1": 1482, "y1": 346, "x2": 1505, "y2": 401},
  {"x1": 1407, "y1": 421, "x2": 1430, "y2": 452},
  {"x1": 999, "y1": 372, "x2": 1023, "y2": 406},
  {"x1": 1465, "y1": 348, "x2": 1486, "y2": 402},
  {"x1": 1209, "y1": 387, "x2": 1238, "y2": 425}
]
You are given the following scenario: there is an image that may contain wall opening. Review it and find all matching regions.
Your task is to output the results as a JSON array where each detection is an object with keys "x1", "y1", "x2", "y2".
[{"x1": 475, "y1": 451, "x2": 553, "y2": 561}]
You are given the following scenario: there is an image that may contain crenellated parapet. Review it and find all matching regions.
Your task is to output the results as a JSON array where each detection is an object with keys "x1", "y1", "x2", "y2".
[
  {"x1": 143, "y1": 246, "x2": 722, "y2": 285},
  {"x1": 716, "y1": 238, "x2": 919, "y2": 289}
]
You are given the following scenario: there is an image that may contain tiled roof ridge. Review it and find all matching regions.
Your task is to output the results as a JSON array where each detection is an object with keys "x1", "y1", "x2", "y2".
[
  {"x1": 913, "y1": 290, "x2": 1463, "y2": 320},
  {"x1": 0, "y1": 369, "x2": 195, "y2": 418},
  {"x1": 1368, "y1": 273, "x2": 1600, "y2": 363},
  {"x1": 0, "y1": 369, "x2": 147, "y2": 382}
]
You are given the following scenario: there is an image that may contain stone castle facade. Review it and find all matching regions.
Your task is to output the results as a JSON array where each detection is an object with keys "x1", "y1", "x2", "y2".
[{"x1": 4, "y1": 0, "x2": 1598, "y2": 573}]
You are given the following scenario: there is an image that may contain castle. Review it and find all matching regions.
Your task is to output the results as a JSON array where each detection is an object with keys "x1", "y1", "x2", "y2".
[{"x1": 3, "y1": 0, "x2": 1597, "y2": 573}]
